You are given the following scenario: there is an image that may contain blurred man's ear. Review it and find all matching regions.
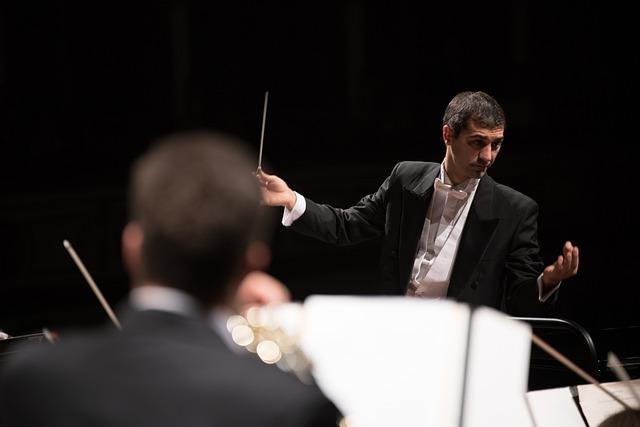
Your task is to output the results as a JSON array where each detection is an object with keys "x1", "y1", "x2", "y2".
[
  {"x1": 244, "y1": 241, "x2": 272, "y2": 271},
  {"x1": 122, "y1": 222, "x2": 144, "y2": 282}
]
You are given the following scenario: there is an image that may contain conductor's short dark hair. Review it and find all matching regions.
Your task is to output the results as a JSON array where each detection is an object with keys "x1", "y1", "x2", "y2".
[{"x1": 443, "y1": 91, "x2": 506, "y2": 137}]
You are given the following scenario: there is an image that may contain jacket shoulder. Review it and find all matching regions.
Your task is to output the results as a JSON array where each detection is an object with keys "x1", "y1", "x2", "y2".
[
  {"x1": 492, "y1": 180, "x2": 538, "y2": 213},
  {"x1": 393, "y1": 161, "x2": 439, "y2": 176},
  {"x1": 390, "y1": 161, "x2": 439, "y2": 184},
  {"x1": 217, "y1": 350, "x2": 341, "y2": 424}
]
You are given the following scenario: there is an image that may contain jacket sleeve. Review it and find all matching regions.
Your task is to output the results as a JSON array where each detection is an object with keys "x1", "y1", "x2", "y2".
[
  {"x1": 290, "y1": 163, "x2": 400, "y2": 246},
  {"x1": 504, "y1": 200, "x2": 558, "y2": 316}
]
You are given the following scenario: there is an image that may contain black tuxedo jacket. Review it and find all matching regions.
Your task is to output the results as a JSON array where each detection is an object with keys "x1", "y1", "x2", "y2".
[
  {"x1": 0, "y1": 309, "x2": 340, "y2": 427},
  {"x1": 292, "y1": 161, "x2": 555, "y2": 316}
]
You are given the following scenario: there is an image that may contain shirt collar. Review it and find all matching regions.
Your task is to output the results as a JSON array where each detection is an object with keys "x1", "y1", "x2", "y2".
[
  {"x1": 129, "y1": 284, "x2": 243, "y2": 353},
  {"x1": 440, "y1": 163, "x2": 480, "y2": 193},
  {"x1": 129, "y1": 284, "x2": 203, "y2": 317}
]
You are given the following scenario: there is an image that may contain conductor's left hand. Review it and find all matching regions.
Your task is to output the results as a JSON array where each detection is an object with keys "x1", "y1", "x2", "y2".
[{"x1": 542, "y1": 241, "x2": 579, "y2": 288}]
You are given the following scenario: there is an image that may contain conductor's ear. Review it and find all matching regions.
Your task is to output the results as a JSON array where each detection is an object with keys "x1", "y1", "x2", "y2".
[
  {"x1": 122, "y1": 222, "x2": 144, "y2": 280},
  {"x1": 443, "y1": 125, "x2": 453, "y2": 145}
]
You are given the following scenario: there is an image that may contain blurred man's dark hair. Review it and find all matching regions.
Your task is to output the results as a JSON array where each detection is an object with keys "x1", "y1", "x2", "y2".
[
  {"x1": 129, "y1": 132, "x2": 260, "y2": 305},
  {"x1": 599, "y1": 409, "x2": 640, "y2": 427}
]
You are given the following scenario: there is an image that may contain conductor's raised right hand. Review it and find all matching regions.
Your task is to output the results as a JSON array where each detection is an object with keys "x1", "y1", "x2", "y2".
[{"x1": 255, "y1": 168, "x2": 297, "y2": 210}]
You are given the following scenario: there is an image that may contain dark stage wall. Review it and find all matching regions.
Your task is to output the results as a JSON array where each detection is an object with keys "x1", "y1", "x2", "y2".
[{"x1": 1, "y1": 2, "x2": 638, "y2": 347}]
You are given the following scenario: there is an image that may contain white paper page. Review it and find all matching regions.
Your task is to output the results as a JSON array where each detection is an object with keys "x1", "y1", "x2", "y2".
[
  {"x1": 578, "y1": 379, "x2": 640, "y2": 426},
  {"x1": 301, "y1": 296, "x2": 471, "y2": 427},
  {"x1": 526, "y1": 387, "x2": 586, "y2": 427},
  {"x1": 462, "y1": 307, "x2": 533, "y2": 427}
]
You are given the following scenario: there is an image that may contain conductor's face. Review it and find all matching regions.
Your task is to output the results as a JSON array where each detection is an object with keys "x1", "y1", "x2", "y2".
[{"x1": 443, "y1": 121, "x2": 504, "y2": 185}]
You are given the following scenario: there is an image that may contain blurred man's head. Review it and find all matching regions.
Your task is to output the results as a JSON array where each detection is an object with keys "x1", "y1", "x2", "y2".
[
  {"x1": 122, "y1": 132, "x2": 261, "y2": 307},
  {"x1": 599, "y1": 409, "x2": 640, "y2": 427}
]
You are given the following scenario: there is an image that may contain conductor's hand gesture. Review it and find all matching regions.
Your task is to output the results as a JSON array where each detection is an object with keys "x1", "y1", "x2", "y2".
[
  {"x1": 255, "y1": 168, "x2": 297, "y2": 210},
  {"x1": 542, "y1": 241, "x2": 580, "y2": 288}
]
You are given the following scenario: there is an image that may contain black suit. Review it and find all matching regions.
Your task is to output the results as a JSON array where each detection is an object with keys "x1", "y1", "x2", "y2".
[
  {"x1": 292, "y1": 161, "x2": 555, "y2": 316},
  {"x1": 0, "y1": 308, "x2": 340, "y2": 427}
]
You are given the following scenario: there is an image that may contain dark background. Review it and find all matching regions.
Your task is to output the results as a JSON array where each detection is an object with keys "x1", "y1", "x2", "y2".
[{"x1": 1, "y1": 2, "x2": 638, "y2": 357}]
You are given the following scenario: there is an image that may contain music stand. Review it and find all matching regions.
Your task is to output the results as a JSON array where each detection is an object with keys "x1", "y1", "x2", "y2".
[
  {"x1": 512, "y1": 317, "x2": 598, "y2": 391},
  {"x1": 0, "y1": 333, "x2": 47, "y2": 365}
]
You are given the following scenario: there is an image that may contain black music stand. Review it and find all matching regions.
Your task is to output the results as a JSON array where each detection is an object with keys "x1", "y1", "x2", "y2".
[
  {"x1": 0, "y1": 333, "x2": 48, "y2": 366},
  {"x1": 512, "y1": 317, "x2": 599, "y2": 391}
]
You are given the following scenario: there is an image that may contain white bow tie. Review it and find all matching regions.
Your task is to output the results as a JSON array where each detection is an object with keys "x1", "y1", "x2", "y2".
[{"x1": 434, "y1": 178, "x2": 468, "y2": 200}]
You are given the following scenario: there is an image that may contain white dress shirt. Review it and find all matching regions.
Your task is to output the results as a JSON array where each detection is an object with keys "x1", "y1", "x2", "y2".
[
  {"x1": 282, "y1": 191, "x2": 306, "y2": 226},
  {"x1": 408, "y1": 164, "x2": 479, "y2": 298}
]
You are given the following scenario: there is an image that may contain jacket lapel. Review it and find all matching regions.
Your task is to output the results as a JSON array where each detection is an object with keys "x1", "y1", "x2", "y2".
[
  {"x1": 447, "y1": 175, "x2": 500, "y2": 298},
  {"x1": 397, "y1": 165, "x2": 440, "y2": 292}
]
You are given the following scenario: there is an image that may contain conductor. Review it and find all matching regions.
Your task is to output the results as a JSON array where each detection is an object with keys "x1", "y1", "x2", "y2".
[{"x1": 257, "y1": 91, "x2": 579, "y2": 316}]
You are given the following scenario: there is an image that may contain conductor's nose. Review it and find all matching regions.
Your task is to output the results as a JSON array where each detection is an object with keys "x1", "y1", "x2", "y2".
[{"x1": 478, "y1": 145, "x2": 492, "y2": 164}]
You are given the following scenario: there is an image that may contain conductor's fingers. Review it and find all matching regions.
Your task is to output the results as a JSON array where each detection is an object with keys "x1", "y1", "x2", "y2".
[
  {"x1": 571, "y1": 246, "x2": 579, "y2": 274},
  {"x1": 563, "y1": 243, "x2": 573, "y2": 273},
  {"x1": 256, "y1": 168, "x2": 274, "y2": 180},
  {"x1": 254, "y1": 170, "x2": 270, "y2": 187}
]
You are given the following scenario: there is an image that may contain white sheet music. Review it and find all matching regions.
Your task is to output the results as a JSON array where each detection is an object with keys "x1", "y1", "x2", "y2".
[
  {"x1": 302, "y1": 296, "x2": 470, "y2": 427},
  {"x1": 463, "y1": 308, "x2": 534, "y2": 427},
  {"x1": 526, "y1": 387, "x2": 586, "y2": 427},
  {"x1": 578, "y1": 379, "x2": 640, "y2": 426},
  {"x1": 299, "y1": 296, "x2": 534, "y2": 427}
]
